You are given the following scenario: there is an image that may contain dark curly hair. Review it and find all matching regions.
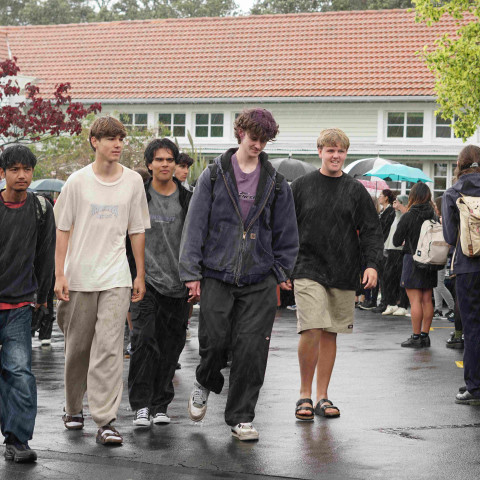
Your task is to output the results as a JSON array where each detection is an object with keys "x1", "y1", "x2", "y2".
[
  {"x1": 0, "y1": 144, "x2": 37, "y2": 171},
  {"x1": 233, "y1": 108, "x2": 279, "y2": 144}
]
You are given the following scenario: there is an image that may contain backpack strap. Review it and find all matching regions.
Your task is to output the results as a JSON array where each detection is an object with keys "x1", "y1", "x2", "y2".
[
  {"x1": 271, "y1": 171, "x2": 284, "y2": 212},
  {"x1": 208, "y1": 163, "x2": 218, "y2": 199},
  {"x1": 32, "y1": 193, "x2": 47, "y2": 231}
]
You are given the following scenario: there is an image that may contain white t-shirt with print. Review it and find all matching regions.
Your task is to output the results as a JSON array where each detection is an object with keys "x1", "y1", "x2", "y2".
[{"x1": 54, "y1": 163, "x2": 150, "y2": 291}]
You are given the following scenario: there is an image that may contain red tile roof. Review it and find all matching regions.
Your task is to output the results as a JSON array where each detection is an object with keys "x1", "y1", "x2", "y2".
[{"x1": 1, "y1": 10, "x2": 465, "y2": 100}]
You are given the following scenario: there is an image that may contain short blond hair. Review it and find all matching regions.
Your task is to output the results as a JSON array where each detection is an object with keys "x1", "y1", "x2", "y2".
[{"x1": 316, "y1": 128, "x2": 350, "y2": 150}]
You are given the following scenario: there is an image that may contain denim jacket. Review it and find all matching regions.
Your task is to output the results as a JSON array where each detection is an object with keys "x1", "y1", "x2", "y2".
[{"x1": 179, "y1": 148, "x2": 299, "y2": 286}]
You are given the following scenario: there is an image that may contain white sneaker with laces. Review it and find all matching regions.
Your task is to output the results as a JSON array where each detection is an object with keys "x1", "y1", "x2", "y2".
[
  {"x1": 392, "y1": 307, "x2": 408, "y2": 316},
  {"x1": 188, "y1": 381, "x2": 210, "y2": 422},
  {"x1": 133, "y1": 407, "x2": 151, "y2": 427},
  {"x1": 382, "y1": 305, "x2": 398, "y2": 315},
  {"x1": 231, "y1": 423, "x2": 259, "y2": 441},
  {"x1": 153, "y1": 412, "x2": 171, "y2": 424}
]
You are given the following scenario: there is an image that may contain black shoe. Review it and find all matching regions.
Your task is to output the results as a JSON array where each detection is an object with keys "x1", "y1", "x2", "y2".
[
  {"x1": 445, "y1": 309, "x2": 455, "y2": 322},
  {"x1": 421, "y1": 335, "x2": 431, "y2": 347},
  {"x1": 4, "y1": 440, "x2": 37, "y2": 463},
  {"x1": 433, "y1": 310, "x2": 444, "y2": 318},
  {"x1": 176, "y1": 362, "x2": 181, "y2": 370},
  {"x1": 446, "y1": 331, "x2": 464, "y2": 349},
  {"x1": 358, "y1": 300, "x2": 375, "y2": 310},
  {"x1": 401, "y1": 335, "x2": 423, "y2": 348},
  {"x1": 372, "y1": 304, "x2": 386, "y2": 313}
]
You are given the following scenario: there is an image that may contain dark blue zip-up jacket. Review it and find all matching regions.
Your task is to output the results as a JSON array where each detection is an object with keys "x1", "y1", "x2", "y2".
[
  {"x1": 179, "y1": 148, "x2": 299, "y2": 286},
  {"x1": 442, "y1": 173, "x2": 480, "y2": 274}
]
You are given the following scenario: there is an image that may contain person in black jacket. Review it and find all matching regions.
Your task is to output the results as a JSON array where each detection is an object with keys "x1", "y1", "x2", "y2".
[
  {"x1": 293, "y1": 129, "x2": 383, "y2": 420},
  {"x1": 442, "y1": 145, "x2": 480, "y2": 405},
  {"x1": 393, "y1": 183, "x2": 437, "y2": 348},
  {"x1": 0, "y1": 145, "x2": 55, "y2": 463},
  {"x1": 128, "y1": 138, "x2": 193, "y2": 426}
]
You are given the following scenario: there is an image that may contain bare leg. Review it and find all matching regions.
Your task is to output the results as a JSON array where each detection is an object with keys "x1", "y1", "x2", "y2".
[
  {"x1": 406, "y1": 288, "x2": 423, "y2": 335},
  {"x1": 297, "y1": 329, "x2": 322, "y2": 414},
  {"x1": 315, "y1": 330, "x2": 338, "y2": 415},
  {"x1": 421, "y1": 288, "x2": 434, "y2": 333}
]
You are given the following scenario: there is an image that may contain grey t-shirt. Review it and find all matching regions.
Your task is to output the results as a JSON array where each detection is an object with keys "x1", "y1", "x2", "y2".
[
  {"x1": 145, "y1": 185, "x2": 187, "y2": 297},
  {"x1": 232, "y1": 154, "x2": 261, "y2": 223}
]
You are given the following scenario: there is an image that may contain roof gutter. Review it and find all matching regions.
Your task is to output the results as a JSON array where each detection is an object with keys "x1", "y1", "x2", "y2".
[{"x1": 72, "y1": 95, "x2": 436, "y2": 105}]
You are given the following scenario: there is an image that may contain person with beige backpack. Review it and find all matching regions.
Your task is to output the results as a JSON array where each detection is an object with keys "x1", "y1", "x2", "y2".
[{"x1": 442, "y1": 145, "x2": 480, "y2": 406}]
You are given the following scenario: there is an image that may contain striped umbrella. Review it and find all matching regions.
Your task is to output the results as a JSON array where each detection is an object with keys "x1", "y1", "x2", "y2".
[{"x1": 344, "y1": 157, "x2": 398, "y2": 178}]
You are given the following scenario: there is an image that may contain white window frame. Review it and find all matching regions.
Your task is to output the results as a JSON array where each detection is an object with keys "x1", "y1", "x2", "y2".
[
  {"x1": 119, "y1": 112, "x2": 148, "y2": 131},
  {"x1": 384, "y1": 111, "x2": 425, "y2": 141},
  {"x1": 157, "y1": 113, "x2": 187, "y2": 138},
  {"x1": 194, "y1": 112, "x2": 225, "y2": 140}
]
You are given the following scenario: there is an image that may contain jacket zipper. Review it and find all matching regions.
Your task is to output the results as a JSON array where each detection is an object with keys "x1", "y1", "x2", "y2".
[{"x1": 221, "y1": 169, "x2": 276, "y2": 284}]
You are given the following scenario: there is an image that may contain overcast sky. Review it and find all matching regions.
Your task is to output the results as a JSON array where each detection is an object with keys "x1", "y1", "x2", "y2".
[{"x1": 236, "y1": 0, "x2": 255, "y2": 14}]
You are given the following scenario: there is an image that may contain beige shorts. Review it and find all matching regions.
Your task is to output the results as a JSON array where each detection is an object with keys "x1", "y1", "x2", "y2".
[{"x1": 294, "y1": 278, "x2": 355, "y2": 334}]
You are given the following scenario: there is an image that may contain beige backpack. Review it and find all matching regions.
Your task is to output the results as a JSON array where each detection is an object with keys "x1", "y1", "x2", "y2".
[{"x1": 456, "y1": 194, "x2": 480, "y2": 257}]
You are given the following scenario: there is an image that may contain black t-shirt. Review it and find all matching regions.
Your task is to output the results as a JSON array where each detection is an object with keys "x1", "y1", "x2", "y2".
[{"x1": 291, "y1": 171, "x2": 383, "y2": 290}]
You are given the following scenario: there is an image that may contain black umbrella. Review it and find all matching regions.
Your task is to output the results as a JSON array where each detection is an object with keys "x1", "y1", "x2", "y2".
[
  {"x1": 30, "y1": 178, "x2": 65, "y2": 192},
  {"x1": 270, "y1": 157, "x2": 317, "y2": 182},
  {"x1": 344, "y1": 157, "x2": 398, "y2": 179}
]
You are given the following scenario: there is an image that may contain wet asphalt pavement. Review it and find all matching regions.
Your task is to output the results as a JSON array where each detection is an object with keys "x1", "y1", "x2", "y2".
[{"x1": 1, "y1": 306, "x2": 479, "y2": 480}]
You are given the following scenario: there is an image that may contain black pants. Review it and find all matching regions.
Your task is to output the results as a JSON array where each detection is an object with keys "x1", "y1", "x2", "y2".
[
  {"x1": 383, "y1": 251, "x2": 408, "y2": 308},
  {"x1": 128, "y1": 285, "x2": 189, "y2": 414},
  {"x1": 456, "y1": 272, "x2": 480, "y2": 398},
  {"x1": 196, "y1": 275, "x2": 278, "y2": 426}
]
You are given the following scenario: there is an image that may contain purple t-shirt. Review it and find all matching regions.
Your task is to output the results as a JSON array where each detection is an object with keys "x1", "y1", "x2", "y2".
[{"x1": 232, "y1": 154, "x2": 261, "y2": 223}]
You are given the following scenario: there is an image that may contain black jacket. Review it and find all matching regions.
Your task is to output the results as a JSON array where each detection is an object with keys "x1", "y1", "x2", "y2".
[
  {"x1": 127, "y1": 177, "x2": 192, "y2": 279},
  {"x1": 379, "y1": 205, "x2": 396, "y2": 242},
  {"x1": 393, "y1": 203, "x2": 435, "y2": 254}
]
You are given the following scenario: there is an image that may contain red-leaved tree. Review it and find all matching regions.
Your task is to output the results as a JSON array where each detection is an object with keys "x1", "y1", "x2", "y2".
[{"x1": 0, "y1": 56, "x2": 101, "y2": 148}]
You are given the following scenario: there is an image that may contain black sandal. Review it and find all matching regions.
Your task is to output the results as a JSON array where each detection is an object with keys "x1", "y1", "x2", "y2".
[
  {"x1": 295, "y1": 398, "x2": 314, "y2": 421},
  {"x1": 314, "y1": 399, "x2": 340, "y2": 418}
]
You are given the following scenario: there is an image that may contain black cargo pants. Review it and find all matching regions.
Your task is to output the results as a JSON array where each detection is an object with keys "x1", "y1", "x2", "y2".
[
  {"x1": 196, "y1": 274, "x2": 278, "y2": 426},
  {"x1": 128, "y1": 284, "x2": 189, "y2": 415}
]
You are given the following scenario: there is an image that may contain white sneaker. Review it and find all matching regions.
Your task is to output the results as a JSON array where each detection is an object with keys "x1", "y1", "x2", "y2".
[
  {"x1": 41, "y1": 338, "x2": 52, "y2": 345},
  {"x1": 392, "y1": 307, "x2": 408, "y2": 316},
  {"x1": 231, "y1": 423, "x2": 259, "y2": 441},
  {"x1": 133, "y1": 407, "x2": 151, "y2": 427},
  {"x1": 153, "y1": 412, "x2": 171, "y2": 424},
  {"x1": 188, "y1": 381, "x2": 210, "y2": 422},
  {"x1": 382, "y1": 305, "x2": 398, "y2": 315}
]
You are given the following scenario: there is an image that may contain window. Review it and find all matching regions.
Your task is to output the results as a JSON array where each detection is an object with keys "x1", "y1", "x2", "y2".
[
  {"x1": 436, "y1": 115, "x2": 458, "y2": 139},
  {"x1": 387, "y1": 112, "x2": 423, "y2": 139},
  {"x1": 158, "y1": 113, "x2": 186, "y2": 137},
  {"x1": 195, "y1": 113, "x2": 224, "y2": 138},
  {"x1": 433, "y1": 162, "x2": 457, "y2": 194},
  {"x1": 119, "y1": 113, "x2": 148, "y2": 131}
]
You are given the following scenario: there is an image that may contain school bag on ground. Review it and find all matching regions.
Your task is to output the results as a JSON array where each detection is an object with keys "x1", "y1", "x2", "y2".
[
  {"x1": 414, "y1": 219, "x2": 450, "y2": 270},
  {"x1": 456, "y1": 194, "x2": 480, "y2": 257}
]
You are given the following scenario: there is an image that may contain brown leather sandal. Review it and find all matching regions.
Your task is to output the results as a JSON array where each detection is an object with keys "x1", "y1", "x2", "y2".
[{"x1": 96, "y1": 425, "x2": 123, "y2": 445}]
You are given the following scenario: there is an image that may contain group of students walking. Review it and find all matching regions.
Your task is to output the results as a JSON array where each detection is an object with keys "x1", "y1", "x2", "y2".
[{"x1": 1, "y1": 109, "x2": 479, "y2": 463}]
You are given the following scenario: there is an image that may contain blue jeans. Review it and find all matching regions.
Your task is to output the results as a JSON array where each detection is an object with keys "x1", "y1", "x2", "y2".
[{"x1": 0, "y1": 306, "x2": 37, "y2": 443}]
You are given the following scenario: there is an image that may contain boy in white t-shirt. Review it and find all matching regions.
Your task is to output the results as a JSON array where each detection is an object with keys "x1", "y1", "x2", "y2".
[{"x1": 54, "y1": 117, "x2": 150, "y2": 445}]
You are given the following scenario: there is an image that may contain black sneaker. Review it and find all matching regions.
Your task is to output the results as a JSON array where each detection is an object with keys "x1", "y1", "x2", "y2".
[
  {"x1": 445, "y1": 309, "x2": 455, "y2": 322},
  {"x1": 401, "y1": 335, "x2": 423, "y2": 348},
  {"x1": 433, "y1": 310, "x2": 444, "y2": 318},
  {"x1": 358, "y1": 300, "x2": 375, "y2": 310},
  {"x1": 372, "y1": 304, "x2": 386, "y2": 313},
  {"x1": 446, "y1": 331, "x2": 464, "y2": 349},
  {"x1": 421, "y1": 335, "x2": 431, "y2": 347},
  {"x1": 4, "y1": 439, "x2": 37, "y2": 463}
]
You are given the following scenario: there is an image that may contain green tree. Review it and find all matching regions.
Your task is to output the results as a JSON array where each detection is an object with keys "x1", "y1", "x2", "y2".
[
  {"x1": 414, "y1": 0, "x2": 480, "y2": 140},
  {"x1": 250, "y1": 0, "x2": 412, "y2": 14}
]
